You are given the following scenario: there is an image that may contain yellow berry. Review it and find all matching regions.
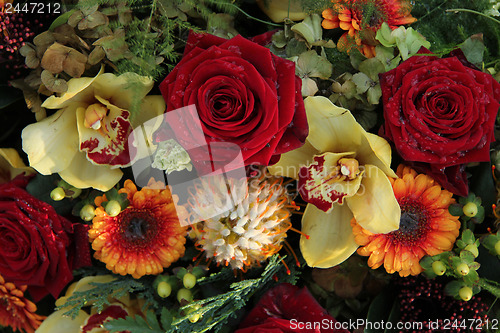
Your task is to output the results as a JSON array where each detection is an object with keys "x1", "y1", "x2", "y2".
[
  {"x1": 80, "y1": 204, "x2": 96, "y2": 221},
  {"x1": 456, "y1": 263, "x2": 470, "y2": 276},
  {"x1": 50, "y1": 187, "x2": 66, "y2": 201},
  {"x1": 177, "y1": 288, "x2": 193, "y2": 303},
  {"x1": 105, "y1": 200, "x2": 122, "y2": 217},
  {"x1": 495, "y1": 240, "x2": 500, "y2": 256},
  {"x1": 183, "y1": 273, "x2": 197, "y2": 289},
  {"x1": 432, "y1": 261, "x2": 446, "y2": 276},
  {"x1": 157, "y1": 281, "x2": 172, "y2": 298},
  {"x1": 462, "y1": 202, "x2": 478, "y2": 217},
  {"x1": 189, "y1": 313, "x2": 201, "y2": 323},
  {"x1": 464, "y1": 244, "x2": 479, "y2": 257},
  {"x1": 459, "y1": 286, "x2": 473, "y2": 301}
]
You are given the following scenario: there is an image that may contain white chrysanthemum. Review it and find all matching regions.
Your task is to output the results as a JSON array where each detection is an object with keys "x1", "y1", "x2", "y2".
[{"x1": 188, "y1": 173, "x2": 296, "y2": 270}]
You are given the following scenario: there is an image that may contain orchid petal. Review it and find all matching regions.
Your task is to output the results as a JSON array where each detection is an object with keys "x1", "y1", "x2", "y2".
[
  {"x1": 42, "y1": 68, "x2": 103, "y2": 109},
  {"x1": 76, "y1": 101, "x2": 133, "y2": 167},
  {"x1": 58, "y1": 151, "x2": 122, "y2": 191},
  {"x1": 303, "y1": 96, "x2": 364, "y2": 153},
  {"x1": 91, "y1": 72, "x2": 154, "y2": 110},
  {"x1": 267, "y1": 141, "x2": 318, "y2": 178},
  {"x1": 35, "y1": 309, "x2": 89, "y2": 333},
  {"x1": 0, "y1": 148, "x2": 34, "y2": 179},
  {"x1": 346, "y1": 164, "x2": 400, "y2": 234},
  {"x1": 300, "y1": 203, "x2": 359, "y2": 268},
  {"x1": 298, "y1": 152, "x2": 362, "y2": 213},
  {"x1": 21, "y1": 108, "x2": 80, "y2": 174},
  {"x1": 303, "y1": 96, "x2": 396, "y2": 178},
  {"x1": 358, "y1": 132, "x2": 396, "y2": 178}
]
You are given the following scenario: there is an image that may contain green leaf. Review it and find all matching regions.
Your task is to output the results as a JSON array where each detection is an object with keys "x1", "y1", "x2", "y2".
[
  {"x1": 49, "y1": 9, "x2": 77, "y2": 31},
  {"x1": 0, "y1": 85, "x2": 23, "y2": 110},
  {"x1": 444, "y1": 280, "x2": 462, "y2": 297},
  {"x1": 461, "y1": 229, "x2": 475, "y2": 244},
  {"x1": 463, "y1": 269, "x2": 480, "y2": 286},
  {"x1": 367, "y1": 85, "x2": 382, "y2": 105},
  {"x1": 358, "y1": 58, "x2": 385, "y2": 81},
  {"x1": 104, "y1": 313, "x2": 163, "y2": 333},
  {"x1": 365, "y1": 287, "x2": 398, "y2": 332},
  {"x1": 295, "y1": 50, "x2": 333, "y2": 79},
  {"x1": 460, "y1": 34, "x2": 485, "y2": 67},
  {"x1": 160, "y1": 308, "x2": 173, "y2": 330},
  {"x1": 291, "y1": 14, "x2": 323, "y2": 47},
  {"x1": 25, "y1": 174, "x2": 73, "y2": 216},
  {"x1": 459, "y1": 250, "x2": 475, "y2": 264},
  {"x1": 352, "y1": 72, "x2": 371, "y2": 94}
]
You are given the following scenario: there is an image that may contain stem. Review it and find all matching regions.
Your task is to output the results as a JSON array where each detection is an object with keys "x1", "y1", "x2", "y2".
[
  {"x1": 478, "y1": 278, "x2": 500, "y2": 298},
  {"x1": 446, "y1": 8, "x2": 500, "y2": 25}
]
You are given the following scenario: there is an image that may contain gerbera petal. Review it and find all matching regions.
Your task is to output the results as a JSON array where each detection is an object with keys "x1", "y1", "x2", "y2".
[
  {"x1": 299, "y1": 204, "x2": 359, "y2": 268},
  {"x1": 346, "y1": 164, "x2": 400, "y2": 234},
  {"x1": 22, "y1": 107, "x2": 80, "y2": 174},
  {"x1": 58, "y1": 151, "x2": 123, "y2": 191}
]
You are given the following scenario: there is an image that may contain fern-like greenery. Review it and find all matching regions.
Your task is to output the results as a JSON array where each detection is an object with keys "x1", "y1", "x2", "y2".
[{"x1": 102, "y1": 254, "x2": 301, "y2": 333}]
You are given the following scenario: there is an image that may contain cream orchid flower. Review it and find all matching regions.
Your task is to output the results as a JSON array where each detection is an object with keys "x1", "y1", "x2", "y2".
[
  {"x1": 0, "y1": 148, "x2": 34, "y2": 183},
  {"x1": 268, "y1": 96, "x2": 400, "y2": 268},
  {"x1": 35, "y1": 275, "x2": 142, "y2": 333},
  {"x1": 22, "y1": 70, "x2": 165, "y2": 191}
]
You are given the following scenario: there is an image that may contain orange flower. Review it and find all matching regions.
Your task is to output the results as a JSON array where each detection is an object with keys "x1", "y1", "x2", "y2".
[
  {"x1": 351, "y1": 165, "x2": 460, "y2": 277},
  {"x1": 89, "y1": 180, "x2": 188, "y2": 279},
  {"x1": 322, "y1": 0, "x2": 416, "y2": 57},
  {"x1": 0, "y1": 274, "x2": 45, "y2": 333}
]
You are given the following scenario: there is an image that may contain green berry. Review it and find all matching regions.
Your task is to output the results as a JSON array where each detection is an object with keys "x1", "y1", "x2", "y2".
[
  {"x1": 495, "y1": 240, "x2": 500, "y2": 256},
  {"x1": 157, "y1": 281, "x2": 172, "y2": 298},
  {"x1": 462, "y1": 202, "x2": 478, "y2": 217},
  {"x1": 456, "y1": 263, "x2": 470, "y2": 276},
  {"x1": 50, "y1": 187, "x2": 66, "y2": 201},
  {"x1": 189, "y1": 313, "x2": 201, "y2": 323},
  {"x1": 464, "y1": 244, "x2": 479, "y2": 257},
  {"x1": 183, "y1": 273, "x2": 197, "y2": 289},
  {"x1": 105, "y1": 200, "x2": 122, "y2": 217},
  {"x1": 459, "y1": 286, "x2": 473, "y2": 301},
  {"x1": 432, "y1": 261, "x2": 446, "y2": 276},
  {"x1": 80, "y1": 204, "x2": 96, "y2": 221},
  {"x1": 177, "y1": 288, "x2": 193, "y2": 303}
]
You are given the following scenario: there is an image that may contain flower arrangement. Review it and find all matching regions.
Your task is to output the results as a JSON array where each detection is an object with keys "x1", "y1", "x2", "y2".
[{"x1": 1, "y1": 0, "x2": 500, "y2": 332}]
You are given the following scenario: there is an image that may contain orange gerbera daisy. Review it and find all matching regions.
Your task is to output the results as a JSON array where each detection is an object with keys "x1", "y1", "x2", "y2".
[
  {"x1": 351, "y1": 165, "x2": 460, "y2": 277},
  {"x1": 0, "y1": 274, "x2": 45, "y2": 333},
  {"x1": 89, "y1": 180, "x2": 188, "y2": 279},
  {"x1": 322, "y1": 0, "x2": 416, "y2": 57}
]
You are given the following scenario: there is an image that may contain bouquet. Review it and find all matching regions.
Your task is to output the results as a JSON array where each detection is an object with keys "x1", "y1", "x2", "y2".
[{"x1": 0, "y1": 0, "x2": 500, "y2": 332}]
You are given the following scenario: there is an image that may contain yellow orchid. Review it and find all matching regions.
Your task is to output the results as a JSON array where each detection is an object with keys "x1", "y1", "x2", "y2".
[
  {"x1": 36, "y1": 275, "x2": 142, "y2": 333},
  {"x1": 268, "y1": 96, "x2": 400, "y2": 268},
  {"x1": 0, "y1": 148, "x2": 34, "y2": 183},
  {"x1": 22, "y1": 70, "x2": 165, "y2": 191},
  {"x1": 256, "y1": 0, "x2": 307, "y2": 23}
]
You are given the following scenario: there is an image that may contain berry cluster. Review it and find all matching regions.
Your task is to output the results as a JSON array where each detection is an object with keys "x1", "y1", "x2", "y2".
[
  {"x1": 0, "y1": 8, "x2": 52, "y2": 79},
  {"x1": 397, "y1": 276, "x2": 489, "y2": 333}
]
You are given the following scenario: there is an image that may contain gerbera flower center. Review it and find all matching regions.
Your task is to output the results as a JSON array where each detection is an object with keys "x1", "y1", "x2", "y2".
[
  {"x1": 118, "y1": 209, "x2": 158, "y2": 248},
  {"x1": 389, "y1": 201, "x2": 430, "y2": 245}
]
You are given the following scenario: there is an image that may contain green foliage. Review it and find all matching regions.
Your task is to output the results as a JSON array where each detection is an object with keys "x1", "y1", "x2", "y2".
[
  {"x1": 105, "y1": 308, "x2": 173, "y2": 333},
  {"x1": 104, "y1": 254, "x2": 300, "y2": 333},
  {"x1": 411, "y1": 0, "x2": 500, "y2": 61},
  {"x1": 57, "y1": 274, "x2": 151, "y2": 319}
]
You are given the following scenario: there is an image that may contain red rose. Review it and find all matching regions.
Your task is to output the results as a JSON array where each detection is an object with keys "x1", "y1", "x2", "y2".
[
  {"x1": 236, "y1": 283, "x2": 349, "y2": 333},
  {"x1": 380, "y1": 49, "x2": 500, "y2": 195},
  {"x1": 159, "y1": 31, "x2": 308, "y2": 174},
  {"x1": 0, "y1": 176, "x2": 91, "y2": 301}
]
